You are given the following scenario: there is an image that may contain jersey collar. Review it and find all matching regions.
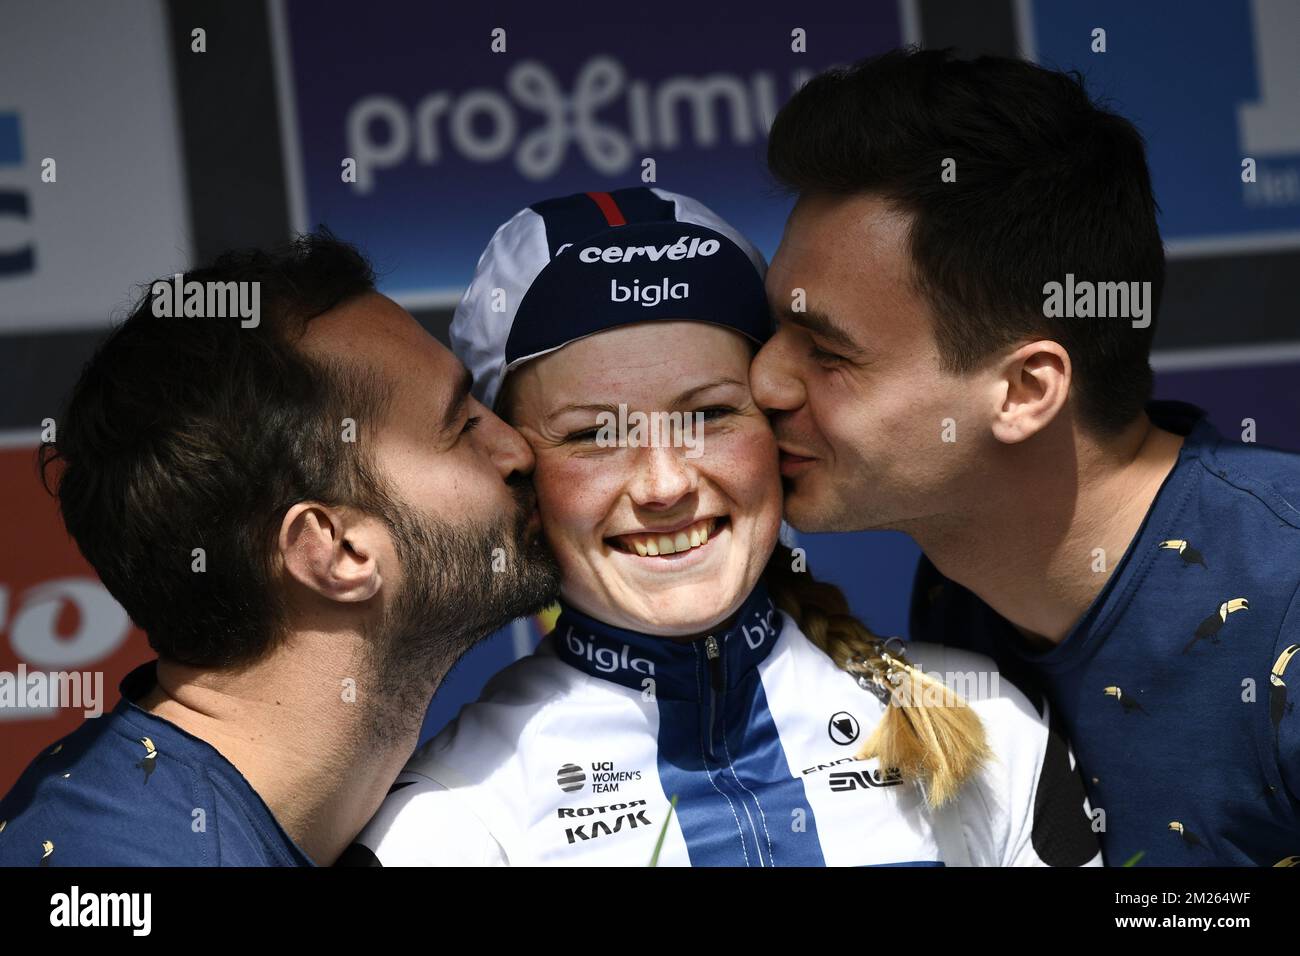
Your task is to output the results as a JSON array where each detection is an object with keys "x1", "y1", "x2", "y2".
[{"x1": 551, "y1": 582, "x2": 784, "y2": 699}]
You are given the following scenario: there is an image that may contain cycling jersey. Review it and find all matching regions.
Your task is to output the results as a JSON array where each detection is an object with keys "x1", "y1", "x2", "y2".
[{"x1": 348, "y1": 583, "x2": 1101, "y2": 866}]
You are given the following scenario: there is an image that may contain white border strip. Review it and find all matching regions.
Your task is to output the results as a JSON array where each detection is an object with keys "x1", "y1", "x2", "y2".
[
  {"x1": 269, "y1": 0, "x2": 308, "y2": 236},
  {"x1": 1165, "y1": 230, "x2": 1300, "y2": 258},
  {"x1": 899, "y1": 0, "x2": 921, "y2": 47},
  {"x1": 1151, "y1": 341, "x2": 1300, "y2": 372},
  {"x1": 1013, "y1": 0, "x2": 1037, "y2": 61},
  {"x1": 0, "y1": 429, "x2": 43, "y2": 450},
  {"x1": 392, "y1": 288, "x2": 469, "y2": 311}
]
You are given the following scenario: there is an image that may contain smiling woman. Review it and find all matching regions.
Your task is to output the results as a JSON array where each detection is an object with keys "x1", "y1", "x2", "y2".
[
  {"x1": 343, "y1": 186, "x2": 1102, "y2": 868},
  {"x1": 497, "y1": 320, "x2": 780, "y2": 637}
]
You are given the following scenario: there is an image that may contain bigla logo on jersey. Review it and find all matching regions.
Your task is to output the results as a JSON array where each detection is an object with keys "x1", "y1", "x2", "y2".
[{"x1": 563, "y1": 627, "x2": 656, "y2": 676}]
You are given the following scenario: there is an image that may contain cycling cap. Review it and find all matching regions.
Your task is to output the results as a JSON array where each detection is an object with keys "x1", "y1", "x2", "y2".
[{"x1": 450, "y1": 186, "x2": 772, "y2": 410}]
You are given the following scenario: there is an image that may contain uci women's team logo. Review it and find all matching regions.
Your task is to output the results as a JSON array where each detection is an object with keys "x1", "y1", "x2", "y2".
[
  {"x1": 555, "y1": 761, "x2": 643, "y2": 794},
  {"x1": 556, "y1": 763, "x2": 586, "y2": 793}
]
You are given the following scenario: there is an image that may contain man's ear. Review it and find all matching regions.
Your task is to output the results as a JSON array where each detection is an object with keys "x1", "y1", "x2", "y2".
[
  {"x1": 278, "y1": 503, "x2": 384, "y2": 602},
  {"x1": 989, "y1": 340, "x2": 1071, "y2": 444}
]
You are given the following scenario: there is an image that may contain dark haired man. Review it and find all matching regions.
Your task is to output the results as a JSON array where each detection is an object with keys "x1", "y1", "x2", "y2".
[
  {"x1": 752, "y1": 48, "x2": 1300, "y2": 865},
  {"x1": 0, "y1": 232, "x2": 561, "y2": 866}
]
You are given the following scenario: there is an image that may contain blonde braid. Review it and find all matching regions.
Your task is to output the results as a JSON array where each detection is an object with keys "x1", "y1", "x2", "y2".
[{"x1": 765, "y1": 544, "x2": 991, "y2": 807}]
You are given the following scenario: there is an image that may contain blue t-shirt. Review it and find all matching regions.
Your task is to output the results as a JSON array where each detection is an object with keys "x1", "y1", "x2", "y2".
[
  {"x1": 0, "y1": 662, "x2": 314, "y2": 867},
  {"x1": 911, "y1": 400, "x2": 1300, "y2": 866}
]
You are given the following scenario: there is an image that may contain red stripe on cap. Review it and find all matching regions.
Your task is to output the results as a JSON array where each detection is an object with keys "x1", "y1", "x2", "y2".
[{"x1": 586, "y1": 191, "x2": 627, "y2": 226}]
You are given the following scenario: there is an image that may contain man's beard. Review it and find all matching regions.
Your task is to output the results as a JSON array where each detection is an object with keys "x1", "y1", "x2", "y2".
[{"x1": 363, "y1": 478, "x2": 561, "y2": 736}]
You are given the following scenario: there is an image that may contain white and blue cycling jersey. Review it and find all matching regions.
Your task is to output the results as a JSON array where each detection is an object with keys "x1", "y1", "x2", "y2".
[{"x1": 348, "y1": 583, "x2": 1102, "y2": 866}]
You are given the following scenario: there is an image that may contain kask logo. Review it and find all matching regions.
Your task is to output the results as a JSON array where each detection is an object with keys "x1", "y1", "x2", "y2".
[{"x1": 563, "y1": 809, "x2": 652, "y2": 845}]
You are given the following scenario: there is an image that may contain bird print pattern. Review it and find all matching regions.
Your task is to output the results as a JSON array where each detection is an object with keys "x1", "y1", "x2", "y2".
[{"x1": 1097, "y1": 536, "x2": 1297, "y2": 863}]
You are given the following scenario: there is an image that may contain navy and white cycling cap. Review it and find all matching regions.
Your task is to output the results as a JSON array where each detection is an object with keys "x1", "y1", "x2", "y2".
[{"x1": 450, "y1": 186, "x2": 772, "y2": 410}]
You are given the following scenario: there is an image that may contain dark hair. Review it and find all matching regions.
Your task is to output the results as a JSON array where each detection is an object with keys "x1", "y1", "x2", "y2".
[
  {"x1": 767, "y1": 47, "x2": 1164, "y2": 434},
  {"x1": 39, "y1": 230, "x2": 393, "y2": 668}
]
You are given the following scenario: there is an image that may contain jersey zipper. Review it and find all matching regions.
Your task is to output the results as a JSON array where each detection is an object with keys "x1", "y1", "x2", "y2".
[{"x1": 704, "y1": 634, "x2": 722, "y2": 758}]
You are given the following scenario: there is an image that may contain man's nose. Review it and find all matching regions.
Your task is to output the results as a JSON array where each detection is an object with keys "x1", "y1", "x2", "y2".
[
  {"x1": 751, "y1": 330, "x2": 807, "y2": 414},
  {"x1": 478, "y1": 403, "x2": 536, "y2": 479}
]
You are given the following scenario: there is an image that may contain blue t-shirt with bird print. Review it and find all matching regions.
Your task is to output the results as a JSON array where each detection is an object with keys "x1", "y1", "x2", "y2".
[
  {"x1": 911, "y1": 400, "x2": 1300, "y2": 866},
  {"x1": 0, "y1": 662, "x2": 313, "y2": 866}
]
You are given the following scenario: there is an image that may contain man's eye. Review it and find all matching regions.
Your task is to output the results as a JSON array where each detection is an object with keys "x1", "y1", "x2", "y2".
[
  {"x1": 564, "y1": 428, "x2": 600, "y2": 443},
  {"x1": 698, "y1": 405, "x2": 738, "y2": 420},
  {"x1": 809, "y1": 345, "x2": 846, "y2": 366},
  {"x1": 461, "y1": 415, "x2": 482, "y2": 435}
]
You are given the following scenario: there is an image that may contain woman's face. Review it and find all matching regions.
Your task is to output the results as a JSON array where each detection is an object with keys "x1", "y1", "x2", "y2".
[{"x1": 506, "y1": 321, "x2": 783, "y2": 638}]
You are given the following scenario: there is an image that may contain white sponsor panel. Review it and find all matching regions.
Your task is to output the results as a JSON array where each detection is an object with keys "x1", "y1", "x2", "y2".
[{"x1": 0, "y1": 0, "x2": 191, "y2": 333}]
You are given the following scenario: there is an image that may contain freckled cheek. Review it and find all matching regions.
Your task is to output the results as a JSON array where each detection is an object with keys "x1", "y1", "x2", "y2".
[
  {"x1": 706, "y1": 428, "x2": 782, "y2": 511},
  {"x1": 533, "y1": 456, "x2": 624, "y2": 560}
]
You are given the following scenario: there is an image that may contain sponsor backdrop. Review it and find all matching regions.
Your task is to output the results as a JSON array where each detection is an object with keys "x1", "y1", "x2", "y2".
[
  {"x1": 271, "y1": 0, "x2": 910, "y2": 304},
  {"x1": 1, "y1": 0, "x2": 1297, "y2": 793},
  {"x1": 0, "y1": 0, "x2": 192, "y2": 333},
  {"x1": 1022, "y1": 0, "x2": 1300, "y2": 256}
]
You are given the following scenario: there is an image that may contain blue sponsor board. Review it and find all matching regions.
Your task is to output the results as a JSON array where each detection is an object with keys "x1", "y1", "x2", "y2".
[
  {"x1": 273, "y1": 0, "x2": 909, "y2": 302},
  {"x1": 1022, "y1": 0, "x2": 1300, "y2": 254},
  {"x1": 0, "y1": 113, "x2": 22, "y2": 166},
  {"x1": 0, "y1": 113, "x2": 33, "y2": 277}
]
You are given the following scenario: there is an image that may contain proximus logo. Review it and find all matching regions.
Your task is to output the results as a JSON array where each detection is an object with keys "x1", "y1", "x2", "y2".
[{"x1": 345, "y1": 55, "x2": 821, "y2": 192}]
